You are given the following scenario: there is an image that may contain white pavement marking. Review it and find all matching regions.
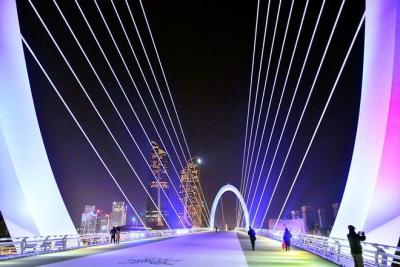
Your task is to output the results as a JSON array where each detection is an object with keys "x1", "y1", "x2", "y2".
[{"x1": 43, "y1": 232, "x2": 248, "y2": 267}]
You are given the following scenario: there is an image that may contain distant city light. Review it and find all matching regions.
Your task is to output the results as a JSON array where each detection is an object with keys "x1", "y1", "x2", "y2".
[{"x1": 197, "y1": 158, "x2": 202, "y2": 164}]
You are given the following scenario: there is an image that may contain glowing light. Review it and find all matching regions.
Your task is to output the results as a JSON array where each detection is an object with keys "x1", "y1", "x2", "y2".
[{"x1": 176, "y1": 229, "x2": 189, "y2": 235}]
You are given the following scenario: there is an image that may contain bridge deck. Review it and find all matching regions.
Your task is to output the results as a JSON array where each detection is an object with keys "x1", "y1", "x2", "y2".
[{"x1": 0, "y1": 231, "x2": 337, "y2": 266}]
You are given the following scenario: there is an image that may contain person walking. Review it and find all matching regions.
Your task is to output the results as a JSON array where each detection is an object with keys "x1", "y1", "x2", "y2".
[
  {"x1": 110, "y1": 226, "x2": 116, "y2": 244},
  {"x1": 283, "y1": 228, "x2": 292, "y2": 251},
  {"x1": 116, "y1": 227, "x2": 121, "y2": 244},
  {"x1": 248, "y1": 226, "x2": 257, "y2": 251},
  {"x1": 347, "y1": 225, "x2": 366, "y2": 267},
  {"x1": 215, "y1": 226, "x2": 218, "y2": 233}
]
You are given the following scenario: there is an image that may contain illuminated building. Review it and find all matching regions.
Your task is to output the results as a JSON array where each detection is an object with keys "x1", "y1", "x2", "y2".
[
  {"x1": 145, "y1": 141, "x2": 169, "y2": 229},
  {"x1": 332, "y1": 203, "x2": 340, "y2": 220},
  {"x1": 179, "y1": 157, "x2": 204, "y2": 227},
  {"x1": 79, "y1": 205, "x2": 97, "y2": 235},
  {"x1": 111, "y1": 201, "x2": 127, "y2": 227},
  {"x1": 269, "y1": 218, "x2": 306, "y2": 233},
  {"x1": 317, "y1": 209, "x2": 328, "y2": 229},
  {"x1": 95, "y1": 210, "x2": 111, "y2": 233},
  {"x1": 301, "y1": 205, "x2": 316, "y2": 234}
]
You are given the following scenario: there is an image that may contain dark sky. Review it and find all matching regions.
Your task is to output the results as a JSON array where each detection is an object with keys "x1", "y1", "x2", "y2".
[{"x1": 17, "y1": 0, "x2": 364, "y2": 229}]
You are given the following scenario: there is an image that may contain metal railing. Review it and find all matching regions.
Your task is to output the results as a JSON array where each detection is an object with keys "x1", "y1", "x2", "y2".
[
  {"x1": 254, "y1": 229, "x2": 400, "y2": 267},
  {"x1": 0, "y1": 228, "x2": 209, "y2": 260}
]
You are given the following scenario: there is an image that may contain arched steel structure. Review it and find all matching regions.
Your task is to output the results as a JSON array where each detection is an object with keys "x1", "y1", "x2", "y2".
[
  {"x1": 0, "y1": 1, "x2": 76, "y2": 237},
  {"x1": 331, "y1": 0, "x2": 400, "y2": 246},
  {"x1": 210, "y1": 184, "x2": 249, "y2": 230},
  {"x1": 0, "y1": 0, "x2": 399, "y2": 246}
]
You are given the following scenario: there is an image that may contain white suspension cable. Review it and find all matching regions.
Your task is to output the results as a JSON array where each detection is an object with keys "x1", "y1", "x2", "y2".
[
  {"x1": 273, "y1": 13, "x2": 365, "y2": 229},
  {"x1": 76, "y1": 0, "x2": 206, "y2": 225},
  {"x1": 247, "y1": 0, "x2": 310, "y2": 217},
  {"x1": 242, "y1": 0, "x2": 273, "y2": 210},
  {"x1": 256, "y1": 0, "x2": 347, "y2": 227},
  {"x1": 242, "y1": 0, "x2": 274, "y2": 202},
  {"x1": 135, "y1": 0, "x2": 192, "y2": 162},
  {"x1": 240, "y1": 0, "x2": 284, "y2": 228},
  {"x1": 54, "y1": 1, "x2": 202, "y2": 226},
  {"x1": 107, "y1": 1, "x2": 188, "y2": 168},
  {"x1": 108, "y1": 0, "x2": 207, "y2": 223},
  {"x1": 250, "y1": 0, "x2": 327, "y2": 226},
  {"x1": 236, "y1": 0, "x2": 261, "y2": 227},
  {"x1": 92, "y1": 0, "x2": 185, "y2": 173},
  {"x1": 29, "y1": 0, "x2": 179, "y2": 229},
  {"x1": 240, "y1": 0, "x2": 260, "y2": 196},
  {"x1": 246, "y1": 0, "x2": 294, "y2": 207},
  {"x1": 124, "y1": 1, "x2": 210, "y2": 218},
  {"x1": 22, "y1": 36, "x2": 148, "y2": 231}
]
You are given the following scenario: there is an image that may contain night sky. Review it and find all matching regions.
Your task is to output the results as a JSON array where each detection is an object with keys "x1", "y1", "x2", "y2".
[{"x1": 17, "y1": 0, "x2": 364, "y2": 229}]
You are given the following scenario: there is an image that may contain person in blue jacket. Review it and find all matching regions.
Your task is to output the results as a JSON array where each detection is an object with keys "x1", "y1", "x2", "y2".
[{"x1": 283, "y1": 228, "x2": 292, "y2": 251}]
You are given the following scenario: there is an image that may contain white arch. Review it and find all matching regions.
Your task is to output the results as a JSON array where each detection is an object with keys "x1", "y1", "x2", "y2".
[
  {"x1": 0, "y1": 1, "x2": 76, "y2": 237},
  {"x1": 331, "y1": 0, "x2": 400, "y2": 247},
  {"x1": 209, "y1": 184, "x2": 249, "y2": 230}
]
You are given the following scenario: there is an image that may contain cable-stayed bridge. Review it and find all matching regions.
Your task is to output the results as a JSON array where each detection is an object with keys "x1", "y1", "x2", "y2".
[{"x1": 0, "y1": 0, "x2": 399, "y2": 266}]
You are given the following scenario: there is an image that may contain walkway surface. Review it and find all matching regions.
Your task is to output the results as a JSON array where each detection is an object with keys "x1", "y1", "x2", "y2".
[
  {"x1": 236, "y1": 232, "x2": 337, "y2": 267},
  {"x1": 0, "y1": 231, "x2": 337, "y2": 266}
]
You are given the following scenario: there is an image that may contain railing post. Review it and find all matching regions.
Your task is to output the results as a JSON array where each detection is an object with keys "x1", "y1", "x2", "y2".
[
  {"x1": 43, "y1": 236, "x2": 49, "y2": 252},
  {"x1": 62, "y1": 235, "x2": 67, "y2": 250},
  {"x1": 373, "y1": 244, "x2": 388, "y2": 266},
  {"x1": 335, "y1": 240, "x2": 341, "y2": 263},
  {"x1": 21, "y1": 238, "x2": 26, "y2": 255}
]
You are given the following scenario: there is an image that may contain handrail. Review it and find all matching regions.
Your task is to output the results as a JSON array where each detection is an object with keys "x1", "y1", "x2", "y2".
[
  {"x1": 250, "y1": 229, "x2": 400, "y2": 267},
  {"x1": 0, "y1": 228, "x2": 209, "y2": 260}
]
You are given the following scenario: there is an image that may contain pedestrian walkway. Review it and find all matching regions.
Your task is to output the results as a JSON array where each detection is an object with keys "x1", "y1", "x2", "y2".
[
  {"x1": 236, "y1": 231, "x2": 337, "y2": 266},
  {"x1": 0, "y1": 231, "x2": 337, "y2": 266}
]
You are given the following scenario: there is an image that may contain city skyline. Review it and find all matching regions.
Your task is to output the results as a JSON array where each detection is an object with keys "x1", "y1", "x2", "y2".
[
  {"x1": 15, "y1": 0, "x2": 363, "y2": 229},
  {"x1": 78, "y1": 201, "x2": 129, "y2": 235}
]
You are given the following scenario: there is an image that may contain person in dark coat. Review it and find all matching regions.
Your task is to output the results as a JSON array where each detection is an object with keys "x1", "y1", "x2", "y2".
[
  {"x1": 110, "y1": 226, "x2": 117, "y2": 244},
  {"x1": 283, "y1": 228, "x2": 292, "y2": 251},
  {"x1": 347, "y1": 225, "x2": 366, "y2": 267},
  {"x1": 247, "y1": 226, "x2": 256, "y2": 251}
]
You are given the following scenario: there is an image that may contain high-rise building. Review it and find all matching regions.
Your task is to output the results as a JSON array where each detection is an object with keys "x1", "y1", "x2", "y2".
[
  {"x1": 146, "y1": 141, "x2": 169, "y2": 229},
  {"x1": 79, "y1": 205, "x2": 97, "y2": 235},
  {"x1": 332, "y1": 202, "x2": 340, "y2": 220},
  {"x1": 318, "y1": 208, "x2": 329, "y2": 229},
  {"x1": 301, "y1": 205, "x2": 316, "y2": 234},
  {"x1": 95, "y1": 210, "x2": 111, "y2": 233},
  {"x1": 179, "y1": 157, "x2": 204, "y2": 228},
  {"x1": 269, "y1": 218, "x2": 306, "y2": 233},
  {"x1": 110, "y1": 202, "x2": 127, "y2": 227}
]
